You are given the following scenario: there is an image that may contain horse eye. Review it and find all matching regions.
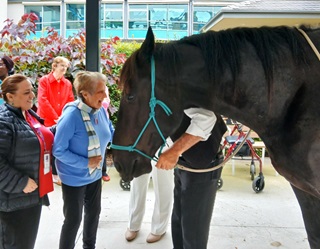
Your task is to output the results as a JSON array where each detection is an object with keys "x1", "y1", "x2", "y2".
[{"x1": 127, "y1": 94, "x2": 134, "y2": 102}]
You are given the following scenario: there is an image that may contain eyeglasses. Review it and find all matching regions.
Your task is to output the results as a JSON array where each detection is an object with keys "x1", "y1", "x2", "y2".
[
  {"x1": 0, "y1": 63, "x2": 6, "y2": 68},
  {"x1": 58, "y1": 64, "x2": 69, "y2": 68}
]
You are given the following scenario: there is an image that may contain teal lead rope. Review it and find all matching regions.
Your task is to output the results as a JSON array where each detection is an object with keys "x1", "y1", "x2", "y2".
[{"x1": 111, "y1": 56, "x2": 172, "y2": 162}]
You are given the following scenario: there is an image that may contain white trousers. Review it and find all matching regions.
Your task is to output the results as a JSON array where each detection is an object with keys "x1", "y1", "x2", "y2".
[{"x1": 127, "y1": 141, "x2": 174, "y2": 235}]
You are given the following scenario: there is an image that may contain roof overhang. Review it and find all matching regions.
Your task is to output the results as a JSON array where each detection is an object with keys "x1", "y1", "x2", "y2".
[{"x1": 202, "y1": 12, "x2": 320, "y2": 32}]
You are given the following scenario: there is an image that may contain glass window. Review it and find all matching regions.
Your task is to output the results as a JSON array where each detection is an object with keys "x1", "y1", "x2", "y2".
[
  {"x1": 102, "y1": 21, "x2": 123, "y2": 29},
  {"x1": 102, "y1": 3, "x2": 123, "y2": 20},
  {"x1": 149, "y1": 5, "x2": 166, "y2": 21},
  {"x1": 24, "y1": 2, "x2": 224, "y2": 40},
  {"x1": 130, "y1": 4, "x2": 147, "y2": 10},
  {"x1": 43, "y1": 6, "x2": 60, "y2": 22},
  {"x1": 128, "y1": 4, "x2": 188, "y2": 40},
  {"x1": 66, "y1": 4, "x2": 85, "y2": 37},
  {"x1": 193, "y1": 6, "x2": 222, "y2": 34},
  {"x1": 168, "y1": 5, "x2": 188, "y2": 31},
  {"x1": 25, "y1": 6, "x2": 42, "y2": 31},
  {"x1": 213, "y1": 6, "x2": 223, "y2": 16},
  {"x1": 25, "y1": 5, "x2": 61, "y2": 38},
  {"x1": 66, "y1": 22, "x2": 84, "y2": 29},
  {"x1": 128, "y1": 4, "x2": 148, "y2": 35},
  {"x1": 129, "y1": 11, "x2": 147, "y2": 20},
  {"x1": 129, "y1": 4, "x2": 147, "y2": 21},
  {"x1": 66, "y1": 4, "x2": 85, "y2": 21},
  {"x1": 128, "y1": 4, "x2": 148, "y2": 38},
  {"x1": 101, "y1": 3, "x2": 123, "y2": 38},
  {"x1": 44, "y1": 22, "x2": 60, "y2": 30},
  {"x1": 149, "y1": 5, "x2": 167, "y2": 30},
  {"x1": 168, "y1": 5, "x2": 187, "y2": 22}
]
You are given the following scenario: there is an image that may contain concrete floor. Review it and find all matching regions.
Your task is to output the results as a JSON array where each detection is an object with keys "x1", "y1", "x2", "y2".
[{"x1": 34, "y1": 158, "x2": 309, "y2": 249}]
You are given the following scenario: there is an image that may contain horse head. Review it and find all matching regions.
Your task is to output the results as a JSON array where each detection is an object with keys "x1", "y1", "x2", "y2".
[{"x1": 112, "y1": 27, "x2": 183, "y2": 181}]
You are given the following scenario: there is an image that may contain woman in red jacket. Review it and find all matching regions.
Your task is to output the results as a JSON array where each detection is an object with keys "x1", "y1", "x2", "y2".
[
  {"x1": 37, "y1": 56, "x2": 74, "y2": 126},
  {"x1": 37, "y1": 56, "x2": 74, "y2": 185}
]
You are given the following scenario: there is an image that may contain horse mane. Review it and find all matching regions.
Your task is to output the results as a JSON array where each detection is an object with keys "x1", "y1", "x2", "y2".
[
  {"x1": 119, "y1": 50, "x2": 139, "y2": 91},
  {"x1": 154, "y1": 43, "x2": 180, "y2": 83},
  {"x1": 121, "y1": 25, "x2": 313, "y2": 98},
  {"x1": 179, "y1": 25, "x2": 310, "y2": 97},
  {"x1": 120, "y1": 42, "x2": 181, "y2": 90}
]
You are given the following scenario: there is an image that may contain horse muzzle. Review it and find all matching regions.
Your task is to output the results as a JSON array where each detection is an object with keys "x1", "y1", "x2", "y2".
[{"x1": 113, "y1": 154, "x2": 152, "y2": 182}]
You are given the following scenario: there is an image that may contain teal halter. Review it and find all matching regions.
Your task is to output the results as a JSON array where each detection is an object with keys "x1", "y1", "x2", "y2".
[{"x1": 111, "y1": 56, "x2": 172, "y2": 161}]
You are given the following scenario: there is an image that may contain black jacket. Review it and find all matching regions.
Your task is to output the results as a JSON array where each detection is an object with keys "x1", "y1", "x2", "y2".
[{"x1": 0, "y1": 104, "x2": 49, "y2": 212}]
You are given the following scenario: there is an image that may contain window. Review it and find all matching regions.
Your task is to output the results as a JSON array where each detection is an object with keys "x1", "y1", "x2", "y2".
[
  {"x1": 149, "y1": 5, "x2": 167, "y2": 30},
  {"x1": 25, "y1": 6, "x2": 42, "y2": 31},
  {"x1": 66, "y1": 4, "x2": 84, "y2": 22},
  {"x1": 168, "y1": 5, "x2": 188, "y2": 31},
  {"x1": 23, "y1": 3, "x2": 221, "y2": 40},
  {"x1": 128, "y1": 4, "x2": 188, "y2": 40},
  {"x1": 193, "y1": 6, "x2": 222, "y2": 34},
  {"x1": 101, "y1": 3, "x2": 123, "y2": 38},
  {"x1": 128, "y1": 4, "x2": 148, "y2": 39},
  {"x1": 66, "y1": 4, "x2": 85, "y2": 37},
  {"x1": 25, "y1": 5, "x2": 61, "y2": 38},
  {"x1": 129, "y1": 5, "x2": 147, "y2": 29}
]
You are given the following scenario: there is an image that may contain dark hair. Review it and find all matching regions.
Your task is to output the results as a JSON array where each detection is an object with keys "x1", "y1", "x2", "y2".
[
  {"x1": 1, "y1": 56, "x2": 14, "y2": 74},
  {"x1": 0, "y1": 74, "x2": 28, "y2": 102}
]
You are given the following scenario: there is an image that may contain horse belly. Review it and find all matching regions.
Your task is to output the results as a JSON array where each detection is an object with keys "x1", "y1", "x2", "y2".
[{"x1": 271, "y1": 139, "x2": 320, "y2": 199}]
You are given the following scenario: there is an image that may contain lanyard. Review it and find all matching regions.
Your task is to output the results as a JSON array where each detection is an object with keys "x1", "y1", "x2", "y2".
[{"x1": 25, "y1": 111, "x2": 48, "y2": 151}]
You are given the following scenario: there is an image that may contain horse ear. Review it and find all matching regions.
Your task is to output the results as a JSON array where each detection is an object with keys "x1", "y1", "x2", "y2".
[{"x1": 140, "y1": 26, "x2": 155, "y2": 56}]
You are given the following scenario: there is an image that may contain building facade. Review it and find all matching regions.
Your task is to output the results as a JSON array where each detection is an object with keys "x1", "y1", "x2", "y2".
[
  {"x1": 202, "y1": 0, "x2": 320, "y2": 32},
  {"x1": 5, "y1": 0, "x2": 243, "y2": 40}
]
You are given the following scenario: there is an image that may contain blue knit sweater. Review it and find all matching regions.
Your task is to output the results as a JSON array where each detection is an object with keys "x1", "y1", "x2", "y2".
[{"x1": 53, "y1": 104, "x2": 114, "y2": 186}]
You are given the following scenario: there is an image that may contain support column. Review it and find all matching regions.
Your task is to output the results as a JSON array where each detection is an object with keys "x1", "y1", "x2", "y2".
[{"x1": 86, "y1": 0, "x2": 101, "y2": 72}]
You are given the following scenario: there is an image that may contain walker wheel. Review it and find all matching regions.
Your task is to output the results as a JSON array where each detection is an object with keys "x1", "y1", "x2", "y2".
[
  {"x1": 217, "y1": 178, "x2": 223, "y2": 190},
  {"x1": 119, "y1": 179, "x2": 131, "y2": 191},
  {"x1": 252, "y1": 173, "x2": 265, "y2": 193}
]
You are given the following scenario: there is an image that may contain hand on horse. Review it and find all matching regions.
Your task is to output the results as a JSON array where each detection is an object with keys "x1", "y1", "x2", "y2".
[
  {"x1": 156, "y1": 149, "x2": 180, "y2": 170},
  {"x1": 156, "y1": 133, "x2": 202, "y2": 170}
]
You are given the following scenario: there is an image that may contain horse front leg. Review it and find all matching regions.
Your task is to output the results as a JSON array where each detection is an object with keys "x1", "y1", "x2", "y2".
[{"x1": 291, "y1": 184, "x2": 320, "y2": 249}]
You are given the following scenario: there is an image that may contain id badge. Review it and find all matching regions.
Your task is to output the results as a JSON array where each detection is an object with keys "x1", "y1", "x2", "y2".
[{"x1": 44, "y1": 152, "x2": 51, "y2": 175}]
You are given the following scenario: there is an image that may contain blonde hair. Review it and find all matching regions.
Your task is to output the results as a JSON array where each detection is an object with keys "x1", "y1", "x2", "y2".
[
  {"x1": 73, "y1": 71, "x2": 107, "y2": 100},
  {"x1": 52, "y1": 56, "x2": 70, "y2": 72}
]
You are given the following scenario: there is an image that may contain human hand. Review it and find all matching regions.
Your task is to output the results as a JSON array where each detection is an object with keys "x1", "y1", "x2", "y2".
[
  {"x1": 155, "y1": 133, "x2": 202, "y2": 170},
  {"x1": 88, "y1": 156, "x2": 102, "y2": 169},
  {"x1": 155, "y1": 149, "x2": 179, "y2": 170},
  {"x1": 23, "y1": 178, "x2": 38, "y2": 193}
]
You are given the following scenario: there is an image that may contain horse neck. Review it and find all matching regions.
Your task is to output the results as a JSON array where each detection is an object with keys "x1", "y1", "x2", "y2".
[
  {"x1": 177, "y1": 75, "x2": 267, "y2": 139},
  {"x1": 172, "y1": 46, "x2": 269, "y2": 138}
]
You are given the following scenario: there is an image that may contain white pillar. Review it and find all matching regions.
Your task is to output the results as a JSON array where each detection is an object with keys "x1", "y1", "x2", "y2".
[{"x1": 0, "y1": 0, "x2": 8, "y2": 30}]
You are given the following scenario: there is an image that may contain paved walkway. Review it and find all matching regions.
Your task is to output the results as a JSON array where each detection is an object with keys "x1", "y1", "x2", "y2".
[{"x1": 34, "y1": 158, "x2": 309, "y2": 249}]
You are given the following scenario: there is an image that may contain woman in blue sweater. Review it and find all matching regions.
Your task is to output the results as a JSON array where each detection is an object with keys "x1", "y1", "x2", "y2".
[{"x1": 53, "y1": 71, "x2": 114, "y2": 249}]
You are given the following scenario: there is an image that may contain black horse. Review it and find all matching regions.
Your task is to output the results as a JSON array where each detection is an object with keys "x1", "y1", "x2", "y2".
[{"x1": 112, "y1": 26, "x2": 320, "y2": 248}]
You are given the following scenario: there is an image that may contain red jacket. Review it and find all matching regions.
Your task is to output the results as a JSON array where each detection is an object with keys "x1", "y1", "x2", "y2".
[{"x1": 37, "y1": 72, "x2": 74, "y2": 126}]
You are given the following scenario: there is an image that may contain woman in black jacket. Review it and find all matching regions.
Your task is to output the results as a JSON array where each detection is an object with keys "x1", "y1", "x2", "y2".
[{"x1": 0, "y1": 74, "x2": 54, "y2": 249}]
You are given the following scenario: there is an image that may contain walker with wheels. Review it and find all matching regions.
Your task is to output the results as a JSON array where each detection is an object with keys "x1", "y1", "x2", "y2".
[{"x1": 221, "y1": 119, "x2": 265, "y2": 193}]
